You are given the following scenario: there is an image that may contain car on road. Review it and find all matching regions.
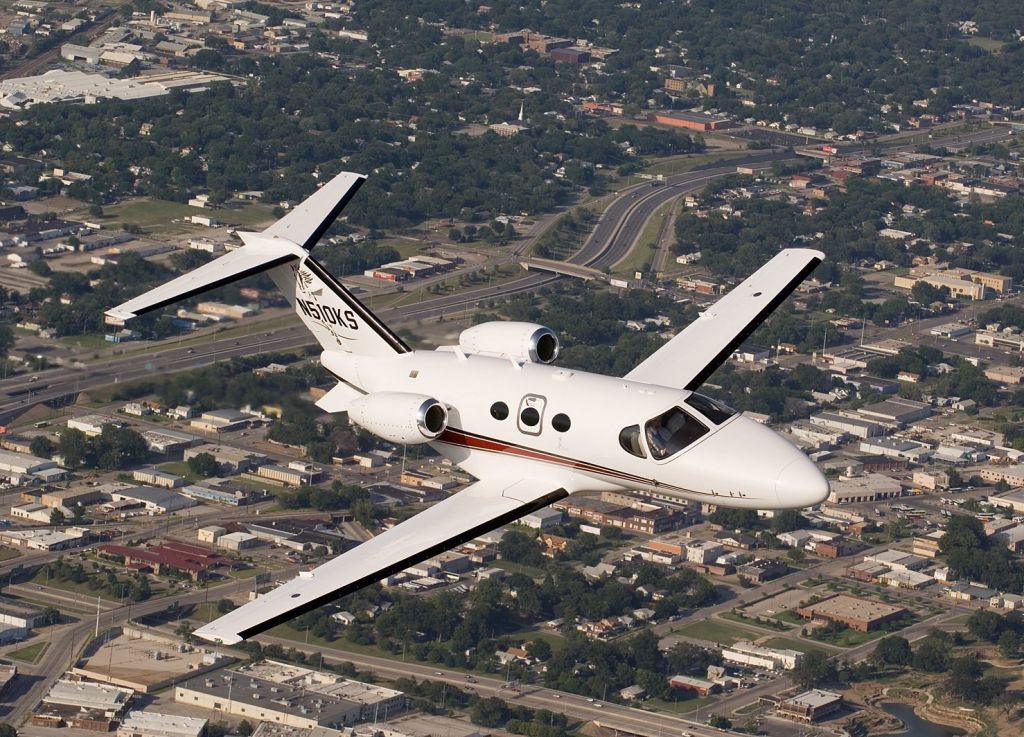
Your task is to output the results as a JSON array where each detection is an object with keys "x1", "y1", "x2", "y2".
[{"x1": 434, "y1": 671, "x2": 443, "y2": 676}]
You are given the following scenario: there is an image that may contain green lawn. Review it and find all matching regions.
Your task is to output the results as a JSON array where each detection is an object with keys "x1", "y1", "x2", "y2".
[
  {"x1": 504, "y1": 629, "x2": 567, "y2": 654},
  {"x1": 720, "y1": 611, "x2": 791, "y2": 631},
  {"x1": 59, "y1": 333, "x2": 116, "y2": 352},
  {"x1": 104, "y1": 199, "x2": 275, "y2": 231},
  {"x1": 0, "y1": 547, "x2": 21, "y2": 562},
  {"x1": 29, "y1": 567, "x2": 151, "y2": 602},
  {"x1": 675, "y1": 618, "x2": 761, "y2": 646},
  {"x1": 6, "y1": 641, "x2": 49, "y2": 664},
  {"x1": 772, "y1": 610, "x2": 805, "y2": 625},
  {"x1": 159, "y1": 461, "x2": 199, "y2": 483},
  {"x1": 762, "y1": 637, "x2": 827, "y2": 656},
  {"x1": 967, "y1": 36, "x2": 1007, "y2": 52},
  {"x1": 643, "y1": 150, "x2": 754, "y2": 178}
]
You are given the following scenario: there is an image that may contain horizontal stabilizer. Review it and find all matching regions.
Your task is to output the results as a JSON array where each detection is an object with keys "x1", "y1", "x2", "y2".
[
  {"x1": 314, "y1": 381, "x2": 364, "y2": 413},
  {"x1": 263, "y1": 171, "x2": 366, "y2": 250},
  {"x1": 105, "y1": 239, "x2": 303, "y2": 325}
]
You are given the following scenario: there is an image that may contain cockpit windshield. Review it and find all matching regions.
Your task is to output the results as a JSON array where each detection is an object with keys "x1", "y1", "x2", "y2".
[
  {"x1": 684, "y1": 393, "x2": 736, "y2": 425},
  {"x1": 645, "y1": 406, "x2": 708, "y2": 460}
]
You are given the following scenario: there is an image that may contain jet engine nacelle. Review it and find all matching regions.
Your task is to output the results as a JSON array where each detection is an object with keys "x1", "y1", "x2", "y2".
[
  {"x1": 347, "y1": 392, "x2": 448, "y2": 444},
  {"x1": 459, "y1": 321, "x2": 560, "y2": 364}
]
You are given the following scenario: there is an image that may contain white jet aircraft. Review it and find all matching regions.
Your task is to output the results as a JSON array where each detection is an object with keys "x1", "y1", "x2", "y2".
[{"x1": 107, "y1": 171, "x2": 829, "y2": 644}]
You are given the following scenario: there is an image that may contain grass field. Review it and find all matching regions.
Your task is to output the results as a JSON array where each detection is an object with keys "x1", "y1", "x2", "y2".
[
  {"x1": 675, "y1": 618, "x2": 761, "y2": 646},
  {"x1": 104, "y1": 199, "x2": 275, "y2": 231},
  {"x1": 0, "y1": 547, "x2": 20, "y2": 562},
  {"x1": 762, "y1": 637, "x2": 828, "y2": 656},
  {"x1": 967, "y1": 36, "x2": 1007, "y2": 52},
  {"x1": 643, "y1": 150, "x2": 754, "y2": 178},
  {"x1": 6, "y1": 641, "x2": 49, "y2": 664}
]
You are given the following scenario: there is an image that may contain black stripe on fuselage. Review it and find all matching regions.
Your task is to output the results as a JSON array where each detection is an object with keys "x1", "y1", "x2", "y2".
[
  {"x1": 302, "y1": 256, "x2": 411, "y2": 354},
  {"x1": 684, "y1": 256, "x2": 822, "y2": 391},
  {"x1": 236, "y1": 488, "x2": 567, "y2": 640}
]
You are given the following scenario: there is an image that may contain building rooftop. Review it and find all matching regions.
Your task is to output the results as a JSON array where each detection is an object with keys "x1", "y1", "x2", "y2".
[
  {"x1": 784, "y1": 689, "x2": 842, "y2": 708},
  {"x1": 800, "y1": 594, "x2": 906, "y2": 622},
  {"x1": 44, "y1": 678, "x2": 133, "y2": 711},
  {"x1": 119, "y1": 711, "x2": 207, "y2": 737}
]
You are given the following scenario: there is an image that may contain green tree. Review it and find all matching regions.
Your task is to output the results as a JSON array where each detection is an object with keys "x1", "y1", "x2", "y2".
[
  {"x1": 30, "y1": 436, "x2": 55, "y2": 458},
  {"x1": 0, "y1": 724, "x2": 17, "y2": 737},
  {"x1": 187, "y1": 451, "x2": 221, "y2": 477},
  {"x1": 471, "y1": 697, "x2": 509, "y2": 727},
  {"x1": 57, "y1": 428, "x2": 93, "y2": 468},
  {"x1": 49, "y1": 508, "x2": 65, "y2": 526},
  {"x1": 871, "y1": 636, "x2": 912, "y2": 667},
  {"x1": 793, "y1": 650, "x2": 837, "y2": 689},
  {"x1": 528, "y1": 639, "x2": 552, "y2": 661}
]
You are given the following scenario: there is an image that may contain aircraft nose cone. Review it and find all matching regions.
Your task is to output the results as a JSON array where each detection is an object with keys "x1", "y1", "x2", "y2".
[{"x1": 775, "y1": 457, "x2": 830, "y2": 508}]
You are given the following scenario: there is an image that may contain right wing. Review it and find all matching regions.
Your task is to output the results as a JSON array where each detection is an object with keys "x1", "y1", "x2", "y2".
[
  {"x1": 194, "y1": 476, "x2": 567, "y2": 644},
  {"x1": 625, "y1": 248, "x2": 823, "y2": 390}
]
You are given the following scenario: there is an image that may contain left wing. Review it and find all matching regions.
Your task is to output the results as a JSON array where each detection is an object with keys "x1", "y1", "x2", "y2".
[
  {"x1": 625, "y1": 248, "x2": 823, "y2": 390},
  {"x1": 194, "y1": 477, "x2": 567, "y2": 644}
]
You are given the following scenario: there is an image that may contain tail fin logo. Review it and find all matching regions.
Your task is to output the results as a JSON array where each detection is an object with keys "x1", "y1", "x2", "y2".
[{"x1": 297, "y1": 268, "x2": 315, "y2": 291}]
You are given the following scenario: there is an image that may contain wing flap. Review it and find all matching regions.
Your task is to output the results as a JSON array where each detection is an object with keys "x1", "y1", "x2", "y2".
[
  {"x1": 194, "y1": 477, "x2": 567, "y2": 644},
  {"x1": 625, "y1": 248, "x2": 823, "y2": 390}
]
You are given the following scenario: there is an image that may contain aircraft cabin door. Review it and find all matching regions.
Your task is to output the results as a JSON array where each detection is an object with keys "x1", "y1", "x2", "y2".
[{"x1": 517, "y1": 394, "x2": 547, "y2": 436}]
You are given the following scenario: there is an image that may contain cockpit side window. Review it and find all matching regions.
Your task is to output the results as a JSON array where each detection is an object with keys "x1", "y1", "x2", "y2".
[
  {"x1": 645, "y1": 407, "x2": 709, "y2": 460},
  {"x1": 618, "y1": 425, "x2": 646, "y2": 458},
  {"x1": 685, "y1": 393, "x2": 736, "y2": 425}
]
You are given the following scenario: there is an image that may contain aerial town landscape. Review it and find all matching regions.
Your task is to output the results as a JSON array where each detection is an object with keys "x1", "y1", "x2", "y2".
[{"x1": 0, "y1": 1, "x2": 1022, "y2": 736}]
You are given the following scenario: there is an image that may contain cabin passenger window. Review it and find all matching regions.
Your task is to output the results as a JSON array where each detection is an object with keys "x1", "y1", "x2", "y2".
[
  {"x1": 645, "y1": 407, "x2": 708, "y2": 460},
  {"x1": 684, "y1": 393, "x2": 736, "y2": 425},
  {"x1": 551, "y1": 413, "x2": 571, "y2": 432},
  {"x1": 618, "y1": 425, "x2": 646, "y2": 458},
  {"x1": 490, "y1": 402, "x2": 509, "y2": 420}
]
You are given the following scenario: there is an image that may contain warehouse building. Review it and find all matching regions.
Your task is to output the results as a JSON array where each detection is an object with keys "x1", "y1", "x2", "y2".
[
  {"x1": 183, "y1": 444, "x2": 266, "y2": 474},
  {"x1": 133, "y1": 468, "x2": 186, "y2": 488},
  {"x1": 827, "y1": 473, "x2": 902, "y2": 504},
  {"x1": 217, "y1": 531, "x2": 260, "y2": 551},
  {"x1": 32, "y1": 678, "x2": 134, "y2": 730},
  {"x1": 0, "y1": 449, "x2": 63, "y2": 485},
  {"x1": 857, "y1": 397, "x2": 932, "y2": 426},
  {"x1": 107, "y1": 486, "x2": 195, "y2": 514},
  {"x1": 796, "y1": 594, "x2": 908, "y2": 632},
  {"x1": 722, "y1": 641, "x2": 803, "y2": 671},
  {"x1": 117, "y1": 711, "x2": 207, "y2": 737},
  {"x1": 809, "y1": 412, "x2": 883, "y2": 439}
]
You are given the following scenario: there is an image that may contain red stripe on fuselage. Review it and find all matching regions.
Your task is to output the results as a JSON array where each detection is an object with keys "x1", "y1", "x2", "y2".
[{"x1": 438, "y1": 427, "x2": 661, "y2": 490}]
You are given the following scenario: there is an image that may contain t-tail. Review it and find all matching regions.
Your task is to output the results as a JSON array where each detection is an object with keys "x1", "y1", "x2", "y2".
[{"x1": 105, "y1": 171, "x2": 409, "y2": 392}]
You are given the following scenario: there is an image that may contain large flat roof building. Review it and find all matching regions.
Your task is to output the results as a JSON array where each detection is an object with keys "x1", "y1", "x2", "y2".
[
  {"x1": 796, "y1": 594, "x2": 907, "y2": 632},
  {"x1": 827, "y1": 473, "x2": 902, "y2": 504},
  {"x1": 776, "y1": 689, "x2": 843, "y2": 723},
  {"x1": 117, "y1": 711, "x2": 207, "y2": 737}
]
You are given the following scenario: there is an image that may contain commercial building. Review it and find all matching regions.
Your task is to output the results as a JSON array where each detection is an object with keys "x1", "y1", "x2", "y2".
[
  {"x1": 685, "y1": 540, "x2": 725, "y2": 564},
  {"x1": 197, "y1": 526, "x2": 226, "y2": 544},
  {"x1": 133, "y1": 468, "x2": 186, "y2": 488},
  {"x1": 827, "y1": 473, "x2": 902, "y2": 504},
  {"x1": 217, "y1": 531, "x2": 260, "y2": 551},
  {"x1": 809, "y1": 412, "x2": 883, "y2": 439},
  {"x1": 0, "y1": 448, "x2": 62, "y2": 484},
  {"x1": 864, "y1": 550, "x2": 929, "y2": 571},
  {"x1": 117, "y1": 711, "x2": 207, "y2": 737},
  {"x1": 738, "y1": 558, "x2": 789, "y2": 583},
  {"x1": 858, "y1": 438, "x2": 932, "y2": 462},
  {"x1": 98, "y1": 542, "x2": 227, "y2": 580},
  {"x1": 67, "y1": 414, "x2": 127, "y2": 436},
  {"x1": 912, "y1": 530, "x2": 945, "y2": 558},
  {"x1": 650, "y1": 111, "x2": 732, "y2": 131},
  {"x1": 796, "y1": 594, "x2": 908, "y2": 632},
  {"x1": 183, "y1": 444, "x2": 266, "y2": 473},
  {"x1": 551, "y1": 496, "x2": 680, "y2": 534},
  {"x1": 0, "y1": 527, "x2": 89, "y2": 551},
  {"x1": 176, "y1": 661, "x2": 406, "y2": 727},
  {"x1": 190, "y1": 409, "x2": 258, "y2": 433},
  {"x1": 107, "y1": 486, "x2": 195, "y2": 514},
  {"x1": 722, "y1": 641, "x2": 803, "y2": 671},
  {"x1": 32, "y1": 678, "x2": 134, "y2": 731},
  {"x1": 254, "y1": 461, "x2": 325, "y2": 487},
  {"x1": 775, "y1": 689, "x2": 843, "y2": 723},
  {"x1": 980, "y1": 466, "x2": 1024, "y2": 489},
  {"x1": 520, "y1": 508, "x2": 565, "y2": 529},
  {"x1": 180, "y1": 478, "x2": 266, "y2": 506},
  {"x1": 668, "y1": 675, "x2": 720, "y2": 696},
  {"x1": 857, "y1": 398, "x2": 932, "y2": 426}
]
